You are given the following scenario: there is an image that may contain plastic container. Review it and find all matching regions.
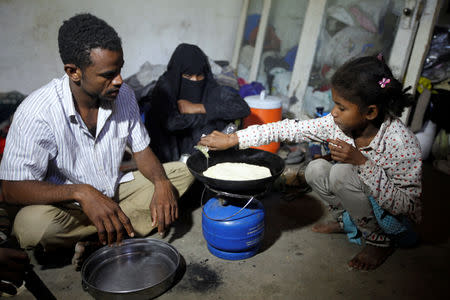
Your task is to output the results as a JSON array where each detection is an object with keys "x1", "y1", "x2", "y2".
[
  {"x1": 202, "y1": 197, "x2": 265, "y2": 260},
  {"x1": 243, "y1": 91, "x2": 282, "y2": 153}
]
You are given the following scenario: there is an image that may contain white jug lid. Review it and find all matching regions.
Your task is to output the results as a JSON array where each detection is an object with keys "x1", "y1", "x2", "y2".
[{"x1": 244, "y1": 91, "x2": 282, "y2": 109}]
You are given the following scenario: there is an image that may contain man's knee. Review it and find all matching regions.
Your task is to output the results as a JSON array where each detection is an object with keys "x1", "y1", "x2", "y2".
[
  {"x1": 164, "y1": 161, "x2": 194, "y2": 195},
  {"x1": 305, "y1": 159, "x2": 331, "y2": 186},
  {"x1": 165, "y1": 161, "x2": 192, "y2": 177},
  {"x1": 13, "y1": 205, "x2": 63, "y2": 249}
]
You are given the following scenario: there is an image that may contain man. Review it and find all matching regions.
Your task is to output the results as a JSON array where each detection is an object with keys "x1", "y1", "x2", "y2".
[
  {"x1": 0, "y1": 247, "x2": 29, "y2": 296},
  {"x1": 0, "y1": 204, "x2": 29, "y2": 296},
  {"x1": 0, "y1": 14, "x2": 194, "y2": 259}
]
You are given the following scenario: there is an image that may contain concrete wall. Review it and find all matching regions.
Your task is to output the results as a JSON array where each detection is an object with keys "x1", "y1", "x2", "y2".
[{"x1": 0, "y1": 0, "x2": 242, "y2": 94}]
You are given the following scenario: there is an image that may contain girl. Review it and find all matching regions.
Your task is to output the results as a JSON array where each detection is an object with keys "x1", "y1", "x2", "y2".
[
  {"x1": 199, "y1": 55, "x2": 422, "y2": 271},
  {"x1": 145, "y1": 43, "x2": 250, "y2": 163}
]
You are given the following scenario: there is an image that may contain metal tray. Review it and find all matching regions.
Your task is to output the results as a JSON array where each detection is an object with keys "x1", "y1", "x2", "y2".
[{"x1": 81, "y1": 238, "x2": 180, "y2": 300}]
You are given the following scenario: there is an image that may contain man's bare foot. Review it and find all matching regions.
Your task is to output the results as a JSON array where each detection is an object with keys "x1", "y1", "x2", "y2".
[
  {"x1": 348, "y1": 245, "x2": 394, "y2": 271},
  {"x1": 311, "y1": 221, "x2": 344, "y2": 233},
  {"x1": 72, "y1": 240, "x2": 103, "y2": 271}
]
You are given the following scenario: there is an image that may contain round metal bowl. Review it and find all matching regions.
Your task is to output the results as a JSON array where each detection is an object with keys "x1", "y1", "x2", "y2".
[{"x1": 81, "y1": 238, "x2": 180, "y2": 300}]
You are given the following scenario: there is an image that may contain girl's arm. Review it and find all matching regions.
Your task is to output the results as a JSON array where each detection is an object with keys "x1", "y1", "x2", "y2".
[
  {"x1": 200, "y1": 114, "x2": 335, "y2": 150},
  {"x1": 236, "y1": 114, "x2": 335, "y2": 149}
]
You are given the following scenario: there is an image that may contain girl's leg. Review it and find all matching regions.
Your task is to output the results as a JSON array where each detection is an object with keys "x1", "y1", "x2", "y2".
[
  {"x1": 328, "y1": 163, "x2": 389, "y2": 247},
  {"x1": 328, "y1": 163, "x2": 393, "y2": 270},
  {"x1": 306, "y1": 159, "x2": 391, "y2": 242},
  {"x1": 304, "y1": 159, "x2": 344, "y2": 233},
  {"x1": 305, "y1": 159, "x2": 342, "y2": 211}
]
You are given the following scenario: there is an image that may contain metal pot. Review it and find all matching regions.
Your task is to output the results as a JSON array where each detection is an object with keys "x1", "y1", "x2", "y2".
[{"x1": 81, "y1": 238, "x2": 180, "y2": 300}]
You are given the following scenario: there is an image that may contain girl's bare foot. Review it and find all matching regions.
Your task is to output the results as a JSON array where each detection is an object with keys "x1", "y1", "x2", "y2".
[
  {"x1": 348, "y1": 245, "x2": 394, "y2": 271},
  {"x1": 311, "y1": 221, "x2": 344, "y2": 233}
]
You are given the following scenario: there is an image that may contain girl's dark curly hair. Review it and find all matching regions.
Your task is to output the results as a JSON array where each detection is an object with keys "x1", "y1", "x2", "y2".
[
  {"x1": 58, "y1": 13, "x2": 122, "y2": 69},
  {"x1": 331, "y1": 55, "x2": 415, "y2": 120}
]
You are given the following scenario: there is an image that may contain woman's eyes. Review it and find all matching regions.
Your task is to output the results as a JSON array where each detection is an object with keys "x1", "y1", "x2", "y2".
[{"x1": 182, "y1": 74, "x2": 204, "y2": 79}]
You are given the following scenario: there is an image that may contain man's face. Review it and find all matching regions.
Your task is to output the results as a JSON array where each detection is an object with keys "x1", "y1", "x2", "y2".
[
  {"x1": 330, "y1": 88, "x2": 367, "y2": 135},
  {"x1": 80, "y1": 48, "x2": 124, "y2": 103}
]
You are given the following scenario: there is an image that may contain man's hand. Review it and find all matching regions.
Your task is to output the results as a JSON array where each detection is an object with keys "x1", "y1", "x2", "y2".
[
  {"x1": 1, "y1": 181, "x2": 133, "y2": 246},
  {"x1": 177, "y1": 99, "x2": 206, "y2": 114},
  {"x1": 198, "y1": 131, "x2": 238, "y2": 151},
  {"x1": 0, "y1": 248, "x2": 29, "y2": 295},
  {"x1": 328, "y1": 139, "x2": 368, "y2": 165},
  {"x1": 150, "y1": 180, "x2": 179, "y2": 236},
  {"x1": 76, "y1": 185, "x2": 134, "y2": 245}
]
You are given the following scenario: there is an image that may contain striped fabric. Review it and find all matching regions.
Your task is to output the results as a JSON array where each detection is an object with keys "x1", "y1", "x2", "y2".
[{"x1": 0, "y1": 75, "x2": 150, "y2": 198}]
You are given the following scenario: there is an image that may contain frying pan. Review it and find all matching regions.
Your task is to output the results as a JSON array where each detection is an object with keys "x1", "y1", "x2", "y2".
[{"x1": 186, "y1": 148, "x2": 285, "y2": 195}]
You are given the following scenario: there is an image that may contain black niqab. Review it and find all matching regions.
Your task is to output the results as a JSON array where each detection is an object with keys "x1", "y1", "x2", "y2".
[
  {"x1": 179, "y1": 77, "x2": 205, "y2": 102},
  {"x1": 165, "y1": 43, "x2": 214, "y2": 102}
]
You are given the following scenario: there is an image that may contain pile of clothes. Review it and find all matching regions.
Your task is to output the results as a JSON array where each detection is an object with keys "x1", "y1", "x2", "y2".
[
  {"x1": 413, "y1": 26, "x2": 450, "y2": 175},
  {"x1": 236, "y1": 0, "x2": 397, "y2": 119}
]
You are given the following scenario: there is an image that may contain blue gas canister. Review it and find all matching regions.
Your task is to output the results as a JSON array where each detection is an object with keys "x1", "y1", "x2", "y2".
[{"x1": 202, "y1": 197, "x2": 265, "y2": 260}]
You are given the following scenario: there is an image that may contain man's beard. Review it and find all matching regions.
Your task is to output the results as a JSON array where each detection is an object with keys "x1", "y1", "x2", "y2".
[{"x1": 98, "y1": 95, "x2": 114, "y2": 110}]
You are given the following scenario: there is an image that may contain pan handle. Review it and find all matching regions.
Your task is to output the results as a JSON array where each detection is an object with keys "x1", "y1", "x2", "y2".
[{"x1": 200, "y1": 186, "x2": 256, "y2": 221}]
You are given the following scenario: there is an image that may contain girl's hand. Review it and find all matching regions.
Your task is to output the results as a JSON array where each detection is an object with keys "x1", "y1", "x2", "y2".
[
  {"x1": 198, "y1": 131, "x2": 238, "y2": 151},
  {"x1": 328, "y1": 139, "x2": 368, "y2": 165}
]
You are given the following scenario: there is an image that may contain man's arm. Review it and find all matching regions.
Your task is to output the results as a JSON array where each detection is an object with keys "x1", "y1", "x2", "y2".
[
  {"x1": 133, "y1": 147, "x2": 178, "y2": 235},
  {"x1": 1, "y1": 181, "x2": 134, "y2": 245},
  {"x1": 1, "y1": 180, "x2": 80, "y2": 205}
]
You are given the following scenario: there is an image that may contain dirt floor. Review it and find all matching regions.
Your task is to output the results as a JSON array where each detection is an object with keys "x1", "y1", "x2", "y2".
[{"x1": 8, "y1": 161, "x2": 450, "y2": 300}]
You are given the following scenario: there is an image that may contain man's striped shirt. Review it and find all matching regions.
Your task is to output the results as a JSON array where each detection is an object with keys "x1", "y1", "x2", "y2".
[{"x1": 0, "y1": 75, "x2": 150, "y2": 198}]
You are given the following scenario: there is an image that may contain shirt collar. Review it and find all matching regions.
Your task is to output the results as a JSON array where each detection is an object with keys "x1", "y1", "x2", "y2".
[
  {"x1": 359, "y1": 117, "x2": 391, "y2": 152},
  {"x1": 59, "y1": 74, "x2": 78, "y2": 123},
  {"x1": 58, "y1": 74, "x2": 115, "y2": 128}
]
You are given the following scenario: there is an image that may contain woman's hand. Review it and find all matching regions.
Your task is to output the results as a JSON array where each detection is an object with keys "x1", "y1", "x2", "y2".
[
  {"x1": 177, "y1": 99, "x2": 206, "y2": 114},
  {"x1": 198, "y1": 131, "x2": 239, "y2": 151},
  {"x1": 328, "y1": 139, "x2": 368, "y2": 165}
]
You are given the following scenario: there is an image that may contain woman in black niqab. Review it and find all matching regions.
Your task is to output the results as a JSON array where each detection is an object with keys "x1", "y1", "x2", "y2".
[{"x1": 145, "y1": 43, "x2": 250, "y2": 163}]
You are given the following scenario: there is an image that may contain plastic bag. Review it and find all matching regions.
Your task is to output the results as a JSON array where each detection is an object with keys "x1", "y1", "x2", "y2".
[
  {"x1": 303, "y1": 87, "x2": 333, "y2": 118},
  {"x1": 421, "y1": 26, "x2": 450, "y2": 82},
  {"x1": 422, "y1": 26, "x2": 450, "y2": 70}
]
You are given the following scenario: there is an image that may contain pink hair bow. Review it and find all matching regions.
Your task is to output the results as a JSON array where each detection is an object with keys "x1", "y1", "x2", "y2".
[{"x1": 378, "y1": 78, "x2": 390, "y2": 88}]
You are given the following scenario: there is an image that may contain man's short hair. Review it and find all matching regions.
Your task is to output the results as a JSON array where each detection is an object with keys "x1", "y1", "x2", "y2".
[{"x1": 58, "y1": 13, "x2": 122, "y2": 69}]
